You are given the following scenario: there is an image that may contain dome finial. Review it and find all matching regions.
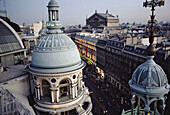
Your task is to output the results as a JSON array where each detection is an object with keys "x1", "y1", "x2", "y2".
[{"x1": 144, "y1": 0, "x2": 164, "y2": 56}]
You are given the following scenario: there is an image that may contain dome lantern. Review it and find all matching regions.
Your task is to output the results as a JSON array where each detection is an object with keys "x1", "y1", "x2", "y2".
[
  {"x1": 47, "y1": 0, "x2": 62, "y2": 34},
  {"x1": 47, "y1": 0, "x2": 59, "y2": 21}
]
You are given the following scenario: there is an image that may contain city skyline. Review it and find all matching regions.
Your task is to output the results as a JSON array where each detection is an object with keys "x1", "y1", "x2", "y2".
[{"x1": 1, "y1": 0, "x2": 170, "y2": 26}]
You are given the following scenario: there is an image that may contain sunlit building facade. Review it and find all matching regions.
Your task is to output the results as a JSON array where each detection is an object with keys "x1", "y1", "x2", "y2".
[
  {"x1": 75, "y1": 33, "x2": 101, "y2": 65},
  {"x1": 86, "y1": 10, "x2": 119, "y2": 29}
]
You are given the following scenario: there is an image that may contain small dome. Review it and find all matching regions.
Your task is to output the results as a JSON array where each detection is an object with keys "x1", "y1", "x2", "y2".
[
  {"x1": 129, "y1": 56, "x2": 169, "y2": 96},
  {"x1": 48, "y1": 0, "x2": 58, "y2": 7},
  {"x1": 125, "y1": 23, "x2": 132, "y2": 28},
  {"x1": 131, "y1": 56, "x2": 168, "y2": 88}
]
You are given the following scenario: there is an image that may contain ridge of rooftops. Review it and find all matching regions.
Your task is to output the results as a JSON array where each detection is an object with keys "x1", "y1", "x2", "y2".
[{"x1": 75, "y1": 33, "x2": 170, "y2": 58}]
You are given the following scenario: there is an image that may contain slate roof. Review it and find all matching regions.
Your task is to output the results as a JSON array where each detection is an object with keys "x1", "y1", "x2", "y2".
[
  {"x1": 0, "y1": 65, "x2": 27, "y2": 84},
  {"x1": 98, "y1": 13, "x2": 115, "y2": 19}
]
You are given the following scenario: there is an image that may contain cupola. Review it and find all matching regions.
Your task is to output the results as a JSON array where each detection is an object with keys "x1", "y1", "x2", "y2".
[{"x1": 29, "y1": 0, "x2": 84, "y2": 74}]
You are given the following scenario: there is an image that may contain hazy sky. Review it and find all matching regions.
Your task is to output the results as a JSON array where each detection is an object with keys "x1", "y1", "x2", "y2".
[{"x1": 2, "y1": 0, "x2": 170, "y2": 26}]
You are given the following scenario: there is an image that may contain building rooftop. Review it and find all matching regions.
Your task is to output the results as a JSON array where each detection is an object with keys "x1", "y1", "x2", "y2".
[
  {"x1": 0, "y1": 65, "x2": 27, "y2": 84},
  {"x1": 0, "y1": 18, "x2": 24, "y2": 54},
  {"x1": 98, "y1": 13, "x2": 115, "y2": 19}
]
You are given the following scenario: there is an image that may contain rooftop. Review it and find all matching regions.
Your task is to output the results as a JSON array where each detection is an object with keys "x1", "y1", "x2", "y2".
[
  {"x1": 98, "y1": 13, "x2": 115, "y2": 19},
  {"x1": 0, "y1": 18, "x2": 24, "y2": 54},
  {"x1": 0, "y1": 65, "x2": 27, "y2": 84}
]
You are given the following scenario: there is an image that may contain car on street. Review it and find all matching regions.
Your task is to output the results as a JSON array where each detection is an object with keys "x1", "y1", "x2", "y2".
[
  {"x1": 83, "y1": 75, "x2": 87, "y2": 79},
  {"x1": 97, "y1": 97, "x2": 103, "y2": 102},
  {"x1": 100, "y1": 106, "x2": 108, "y2": 114}
]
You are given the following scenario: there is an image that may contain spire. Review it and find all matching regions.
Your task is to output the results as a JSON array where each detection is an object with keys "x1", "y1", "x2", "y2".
[
  {"x1": 106, "y1": 9, "x2": 108, "y2": 14},
  {"x1": 144, "y1": 0, "x2": 165, "y2": 56},
  {"x1": 0, "y1": 0, "x2": 7, "y2": 17}
]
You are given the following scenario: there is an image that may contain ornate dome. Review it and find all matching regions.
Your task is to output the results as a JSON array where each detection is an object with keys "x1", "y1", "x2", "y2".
[
  {"x1": 29, "y1": 0, "x2": 84, "y2": 74},
  {"x1": 29, "y1": 32, "x2": 84, "y2": 73},
  {"x1": 132, "y1": 56, "x2": 168, "y2": 87},
  {"x1": 129, "y1": 56, "x2": 169, "y2": 96}
]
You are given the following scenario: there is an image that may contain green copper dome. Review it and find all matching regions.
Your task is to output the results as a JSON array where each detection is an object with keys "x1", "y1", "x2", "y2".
[
  {"x1": 29, "y1": 0, "x2": 84, "y2": 74},
  {"x1": 29, "y1": 33, "x2": 84, "y2": 73},
  {"x1": 129, "y1": 56, "x2": 169, "y2": 96}
]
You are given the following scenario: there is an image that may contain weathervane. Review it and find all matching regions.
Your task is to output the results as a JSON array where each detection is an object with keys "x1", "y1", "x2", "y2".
[{"x1": 143, "y1": 0, "x2": 164, "y2": 56}]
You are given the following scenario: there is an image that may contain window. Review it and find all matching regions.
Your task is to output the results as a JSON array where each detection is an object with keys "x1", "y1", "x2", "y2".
[
  {"x1": 51, "y1": 78, "x2": 56, "y2": 83},
  {"x1": 73, "y1": 75, "x2": 76, "y2": 79},
  {"x1": 42, "y1": 80, "x2": 51, "y2": 100},
  {"x1": 59, "y1": 79, "x2": 70, "y2": 100},
  {"x1": 82, "y1": 102, "x2": 89, "y2": 110}
]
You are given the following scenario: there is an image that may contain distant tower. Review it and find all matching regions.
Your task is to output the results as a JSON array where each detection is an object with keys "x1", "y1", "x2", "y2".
[
  {"x1": 38, "y1": 20, "x2": 47, "y2": 36},
  {"x1": 28, "y1": 0, "x2": 92, "y2": 114},
  {"x1": 122, "y1": 0, "x2": 169, "y2": 115},
  {"x1": 106, "y1": 9, "x2": 108, "y2": 14},
  {"x1": 0, "y1": 0, "x2": 7, "y2": 17}
]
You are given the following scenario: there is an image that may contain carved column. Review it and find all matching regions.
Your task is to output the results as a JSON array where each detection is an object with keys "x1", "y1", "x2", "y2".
[
  {"x1": 37, "y1": 85, "x2": 41, "y2": 100},
  {"x1": 72, "y1": 86, "x2": 75, "y2": 99},
  {"x1": 75, "y1": 85, "x2": 78, "y2": 97},
  {"x1": 51, "y1": 89, "x2": 54, "y2": 103},
  {"x1": 48, "y1": 11, "x2": 50, "y2": 21},
  {"x1": 56, "y1": 87, "x2": 59, "y2": 102}
]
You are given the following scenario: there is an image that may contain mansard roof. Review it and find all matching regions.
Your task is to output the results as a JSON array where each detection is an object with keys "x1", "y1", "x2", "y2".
[
  {"x1": 86, "y1": 12, "x2": 115, "y2": 21},
  {"x1": 98, "y1": 13, "x2": 115, "y2": 19}
]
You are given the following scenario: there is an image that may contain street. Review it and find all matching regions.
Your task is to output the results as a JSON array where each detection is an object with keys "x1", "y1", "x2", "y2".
[{"x1": 84, "y1": 76, "x2": 121, "y2": 115}]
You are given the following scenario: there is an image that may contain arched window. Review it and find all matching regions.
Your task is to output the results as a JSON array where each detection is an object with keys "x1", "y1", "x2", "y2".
[
  {"x1": 82, "y1": 102, "x2": 89, "y2": 110},
  {"x1": 59, "y1": 79, "x2": 70, "y2": 101},
  {"x1": 41, "y1": 79, "x2": 51, "y2": 101}
]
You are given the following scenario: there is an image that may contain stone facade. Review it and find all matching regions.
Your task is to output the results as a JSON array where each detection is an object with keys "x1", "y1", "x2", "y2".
[
  {"x1": 86, "y1": 10, "x2": 119, "y2": 29},
  {"x1": 75, "y1": 33, "x2": 101, "y2": 65},
  {"x1": 29, "y1": 66, "x2": 92, "y2": 115}
]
